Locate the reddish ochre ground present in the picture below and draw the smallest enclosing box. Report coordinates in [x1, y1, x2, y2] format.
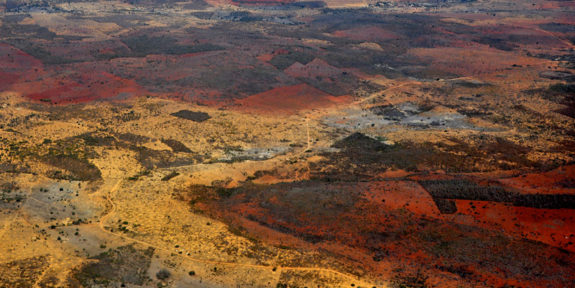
[234, 84, 352, 114]
[231, 0, 295, 5]
[1, 2, 574, 286]
[0, 44, 42, 90]
[0, 44, 43, 70]
[452, 200, 575, 252]
[498, 165, 575, 195]
[284, 58, 348, 79]
[17, 71, 143, 104]
[0, 71, 19, 90]
[194, 171, 575, 287]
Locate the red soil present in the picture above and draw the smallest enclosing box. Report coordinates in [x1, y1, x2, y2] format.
[284, 58, 346, 79]
[256, 53, 274, 62]
[0, 72, 19, 90]
[232, 0, 294, 5]
[497, 165, 575, 195]
[235, 84, 352, 114]
[197, 175, 575, 287]
[257, 49, 291, 63]
[0, 44, 43, 90]
[451, 200, 575, 252]
[538, 1, 575, 9]
[371, 176, 575, 252]
[19, 71, 142, 104]
[408, 46, 546, 77]
[0, 43, 147, 104]
[0, 44, 43, 71]
[363, 181, 441, 218]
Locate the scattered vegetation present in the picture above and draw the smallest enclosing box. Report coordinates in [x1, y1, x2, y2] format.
[116, 133, 151, 145]
[269, 50, 315, 70]
[161, 171, 180, 181]
[0, 256, 49, 288]
[420, 179, 575, 209]
[391, 270, 429, 288]
[156, 269, 171, 280]
[312, 132, 544, 183]
[161, 139, 192, 153]
[170, 110, 211, 122]
[127, 170, 151, 181]
[419, 179, 511, 202]
[121, 35, 223, 57]
[71, 245, 155, 287]
[115, 110, 141, 122]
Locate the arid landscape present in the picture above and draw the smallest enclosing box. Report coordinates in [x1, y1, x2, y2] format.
[1, 0, 575, 287]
